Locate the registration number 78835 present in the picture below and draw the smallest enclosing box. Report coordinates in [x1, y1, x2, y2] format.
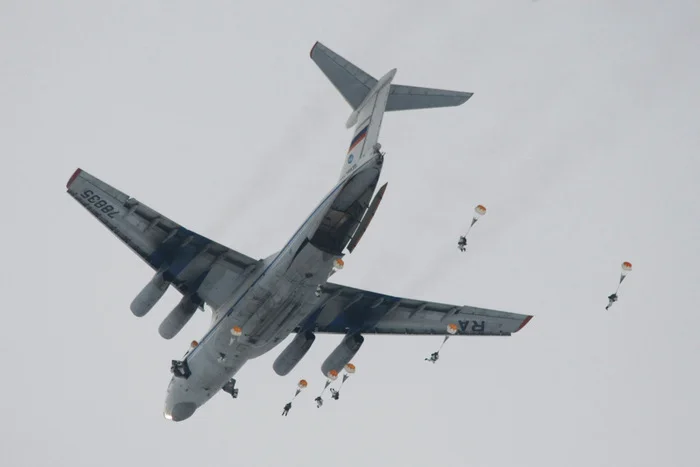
[79, 189, 121, 218]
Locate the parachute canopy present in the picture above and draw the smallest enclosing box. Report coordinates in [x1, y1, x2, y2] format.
[191, 340, 199, 348]
[447, 323, 458, 335]
[344, 363, 356, 374]
[327, 369, 339, 381]
[334, 258, 345, 270]
[230, 326, 242, 337]
[616, 261, 633, 288]
[468, 204, 488, 229]
[297, 379, 308, 389]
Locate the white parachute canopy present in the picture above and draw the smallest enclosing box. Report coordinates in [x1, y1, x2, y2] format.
[468, 204, 487, 231]
[328, 257, 345, 278]
[616, 261, 633, 292]
[426, 324, 461, 362]
[620, 261, 632, 276]
[440, 324, 459, 349]
[323, 369, 339, 390]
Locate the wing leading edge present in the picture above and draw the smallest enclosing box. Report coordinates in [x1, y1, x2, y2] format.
[65, 168, 260, 311]
[297, 281, 532, 337]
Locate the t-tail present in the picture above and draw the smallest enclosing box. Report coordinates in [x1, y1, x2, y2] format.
[310, 41, 473, 180]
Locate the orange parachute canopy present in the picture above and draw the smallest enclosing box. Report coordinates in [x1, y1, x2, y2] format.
[447, 323, 458, 335]
[191, 340, 199, 348]
[344, 363, 356, 374]
[297, 379, 308, 389]
[334, 258, 345, 270]
[327, 369, 339, 381]
[230, 326, 242, 337]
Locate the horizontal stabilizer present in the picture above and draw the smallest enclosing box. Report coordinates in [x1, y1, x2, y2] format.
[386, 84, 473, 111]
[310, 41, 472, 115]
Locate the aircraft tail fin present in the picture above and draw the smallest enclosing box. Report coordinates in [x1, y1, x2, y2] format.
[309, 41, 473, 114]
[310, 42, 378, 111]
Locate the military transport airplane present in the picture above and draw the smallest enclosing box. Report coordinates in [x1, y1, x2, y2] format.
[66, 42, 533, 422]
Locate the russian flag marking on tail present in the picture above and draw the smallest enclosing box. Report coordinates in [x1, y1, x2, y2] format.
[348, 124, 369, 154]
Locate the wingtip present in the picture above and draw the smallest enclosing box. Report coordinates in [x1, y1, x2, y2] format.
[515, 315, 533, 333]
[67, 168, 82, 189]
[459, 92, 475, 105]
[310, 41, 320, 59]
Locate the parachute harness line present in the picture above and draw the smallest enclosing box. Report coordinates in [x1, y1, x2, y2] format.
[426, 324, 458, 362]
[466, 204, 487, 235]
[616, 261, 633, 293]
[229, 326, 242, 345]
[315, 369, 339, 406]
[334, 363, 356, 396]
[328, 258, 345, 279]
[282, 379, 308, 416]
[460, 205, 487, 251]
[293, 379, 307, 399]
[438, 335, 450, 351]
[606, 261, 632, 310]
[439, 325, 458, 351]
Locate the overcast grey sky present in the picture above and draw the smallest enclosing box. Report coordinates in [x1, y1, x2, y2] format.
[2, 1, 699, 466]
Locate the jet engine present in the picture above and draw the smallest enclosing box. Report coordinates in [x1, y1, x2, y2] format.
[273, 331, 316, 376]
[321, 333, 364, 376]
[158, 295, 199, 340]
[130, 272, 170, 317]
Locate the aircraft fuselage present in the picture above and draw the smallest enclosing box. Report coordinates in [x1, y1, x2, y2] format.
[164, 151, 384, 421]
[163, 61, 397, 422]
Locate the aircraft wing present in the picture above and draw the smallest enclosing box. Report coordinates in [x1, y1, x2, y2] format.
[65, 169, 260, 311]
[298, 281, 532, 336]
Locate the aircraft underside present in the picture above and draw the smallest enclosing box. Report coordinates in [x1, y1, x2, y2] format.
[164, 155, 384, 421]
[65, 41, 532, 424]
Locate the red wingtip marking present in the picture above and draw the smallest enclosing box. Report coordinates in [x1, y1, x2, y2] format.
[67, 168, 82, 189]
[310, 41, 319, 59]
[515, 315, 533, 332]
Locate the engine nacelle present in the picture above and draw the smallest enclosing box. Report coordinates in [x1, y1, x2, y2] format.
[321, 333, 364, 376]
[158, 295, 199, 340]
[273, 331, 316, 376]
[130, 272, 170, 317]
